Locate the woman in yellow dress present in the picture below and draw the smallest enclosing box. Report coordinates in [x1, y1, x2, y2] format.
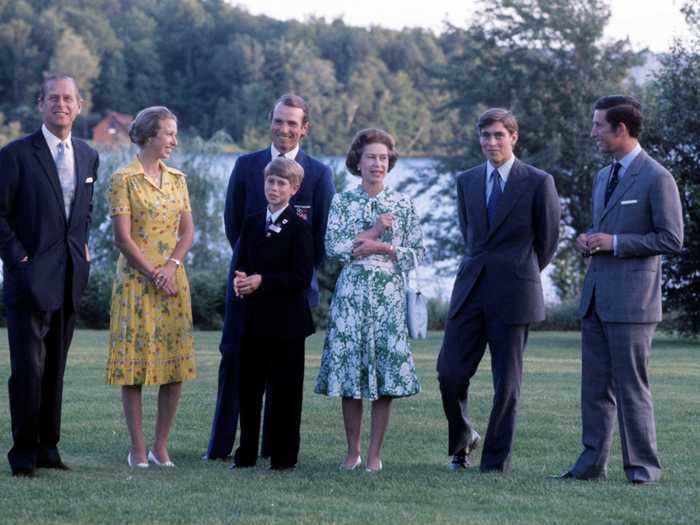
[106, 106, 195, 468]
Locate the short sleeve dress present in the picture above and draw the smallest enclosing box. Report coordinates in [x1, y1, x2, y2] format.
[315, 186, 425, 400]
[106, 158, 196, 385]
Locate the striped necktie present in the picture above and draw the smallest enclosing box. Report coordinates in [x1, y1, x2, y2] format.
[55, 142, 76, 218]
[604, 162, 622, 206]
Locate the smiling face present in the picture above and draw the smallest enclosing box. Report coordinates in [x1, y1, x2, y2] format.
[479, 121, 517, 167]
[143, 118, 178, 160]
[358, 142, 390, 188]
[270, 103, 308, 154]
[38, 78, 82, 140]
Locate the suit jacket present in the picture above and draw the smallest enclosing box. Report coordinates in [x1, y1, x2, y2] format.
[236, 206, 315, 340]
[448, 159, 560, 324]
[0, 130, 99, 311]
[579, 149, 684, 322]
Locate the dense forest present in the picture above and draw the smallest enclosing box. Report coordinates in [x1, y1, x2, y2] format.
[0, 0, 463, 155]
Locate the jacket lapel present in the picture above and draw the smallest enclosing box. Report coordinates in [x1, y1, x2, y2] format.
[31, 130, 66, 225]
[487, 159, 528, 239]
[68, 139, 85, 226]
[469, 164, 489, 238]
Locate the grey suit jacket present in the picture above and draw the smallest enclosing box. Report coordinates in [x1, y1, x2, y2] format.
[579, 149, 684, 322]
[447, 159, 560, 324]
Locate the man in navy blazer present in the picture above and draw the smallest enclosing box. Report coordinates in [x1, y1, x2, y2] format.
[437, 108, 560, 472]
[205, 94, 334, 460]
[0, 76, 99, 477]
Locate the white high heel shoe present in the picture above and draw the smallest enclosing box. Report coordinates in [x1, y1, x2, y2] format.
[338, 456, 362, 471]
[128, 451, 149, 468]
[148, 450, 175, 467]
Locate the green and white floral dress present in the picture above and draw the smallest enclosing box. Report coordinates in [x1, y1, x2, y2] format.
[315, 185, 424, 400]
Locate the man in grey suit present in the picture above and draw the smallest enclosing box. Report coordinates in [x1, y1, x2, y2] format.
[556, 95, 684, 484]
[437, 108, 560, 472]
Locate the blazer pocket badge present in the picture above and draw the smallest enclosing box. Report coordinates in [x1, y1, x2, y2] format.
[294, 205, 311, 221]
[85, 177, 94, 183]
[620, 199, 638, 205]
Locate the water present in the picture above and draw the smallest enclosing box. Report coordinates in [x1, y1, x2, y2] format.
[208, 154, 557, 303]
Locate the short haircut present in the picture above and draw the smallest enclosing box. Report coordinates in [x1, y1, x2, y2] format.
[593, 95, 643, 138]
[476, 108, 518, 135]
[128, 106, 177, 147]
[38, 75, 81, 102]
[269, 94, 310, 125]
[264, 157, 305, 189]
[345, 128, 399, 176]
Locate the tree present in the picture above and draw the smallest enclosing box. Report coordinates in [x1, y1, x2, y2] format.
[407, 0, 642, 300]
[643, 1, 700, 336]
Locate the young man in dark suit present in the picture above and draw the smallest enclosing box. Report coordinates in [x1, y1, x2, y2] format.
[206, 94, 334, 461]
[231, 157, 314, 470]
[437, 108, 560, 472]
[0, 76, 99, 477]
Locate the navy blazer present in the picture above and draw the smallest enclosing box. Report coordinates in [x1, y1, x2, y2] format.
[236, 206, 315, 340]
[0, 130, 99, 311]
[224, 148, 334, 306]
[447, 159, 560, 324]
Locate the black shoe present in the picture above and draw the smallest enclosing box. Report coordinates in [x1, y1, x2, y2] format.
[548, 470, 607, 481]
[449, 451, 471, 471]
[270, 464, 296, 471]
[37, 459, 70, 470]
[12, 467, 35, 478]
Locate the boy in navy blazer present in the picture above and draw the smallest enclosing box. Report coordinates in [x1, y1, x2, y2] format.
[231, 157, 314, 470]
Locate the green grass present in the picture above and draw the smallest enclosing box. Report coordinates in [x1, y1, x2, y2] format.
[1, 329, 698, 524]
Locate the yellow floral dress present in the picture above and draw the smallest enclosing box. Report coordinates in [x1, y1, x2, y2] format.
[106, 158, 196, 385]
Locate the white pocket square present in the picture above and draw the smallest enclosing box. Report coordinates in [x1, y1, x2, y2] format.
[85, 177, 94, 183]
[620, 199, 637, 205]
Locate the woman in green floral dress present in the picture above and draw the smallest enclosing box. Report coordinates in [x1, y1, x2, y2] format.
[315, 128, 424, 472]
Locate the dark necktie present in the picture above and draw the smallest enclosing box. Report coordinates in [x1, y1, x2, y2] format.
[604, 162, 622, 206]
[487, 169, 503, 226]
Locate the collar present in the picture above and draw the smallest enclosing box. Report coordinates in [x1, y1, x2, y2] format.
[42, 124, 72, 151]
[486, 156, 516, 183]
[266, 204, 289, 224]
[615, 143, 642, 175]
[270, 144, 300, 160]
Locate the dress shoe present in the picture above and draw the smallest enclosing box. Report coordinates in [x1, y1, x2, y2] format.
[365, 460, 383, 473]
[12, 467, 35, 478]
[339, 456, 362, 471]
[448, 451, 471, 471]
[127, 451, 149, 468]
[37, 459, 70, 470]
[148, 450, 175, 467]
[270, 464, 296, 471]
[548, 470, 607, 481]
[547, 470, 575, 480]
[201, 453, 232, 461]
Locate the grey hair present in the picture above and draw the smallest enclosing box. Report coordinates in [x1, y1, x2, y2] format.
[38, 75, 81, 102]
[128, 106, 177, 147]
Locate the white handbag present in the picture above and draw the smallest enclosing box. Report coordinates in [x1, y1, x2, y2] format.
[404, 252, 428, 339]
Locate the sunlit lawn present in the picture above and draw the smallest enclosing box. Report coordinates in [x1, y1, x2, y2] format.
[1, 329, 698, 524]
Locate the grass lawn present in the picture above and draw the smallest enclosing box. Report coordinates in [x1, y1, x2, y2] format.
[0, 329, 698, 524]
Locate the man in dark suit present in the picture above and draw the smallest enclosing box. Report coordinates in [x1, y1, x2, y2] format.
[0, 75, 99, 477]
[205, 94, 334, 460]
[555, 96, 683, 484]
[232, 157, 314, 470]
[437, 108, 560, 472]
